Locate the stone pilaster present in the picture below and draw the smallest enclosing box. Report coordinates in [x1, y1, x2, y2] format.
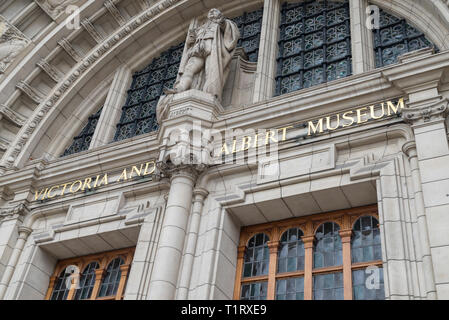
[349, 0, 375, 73]
[252, 0, 281, 103]
[90, 65, 132, 147]
[148, 164, 204, 300]
[401, 91, 449, 299]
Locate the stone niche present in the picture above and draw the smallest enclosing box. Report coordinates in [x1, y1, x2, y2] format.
[221, 47, 257, 110]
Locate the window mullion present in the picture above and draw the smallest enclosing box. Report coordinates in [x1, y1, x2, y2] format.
[340, 229, 353, 300]
[267, 240, 279, 300]
[90, 268, 105, 300]
[302, 235, 314, 300]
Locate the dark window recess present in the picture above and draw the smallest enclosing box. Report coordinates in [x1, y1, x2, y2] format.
[61, 107, 103, 157]
[231, 8, 264, 62]
[372, 9, 437, 67]
[276, 0, 352, 96]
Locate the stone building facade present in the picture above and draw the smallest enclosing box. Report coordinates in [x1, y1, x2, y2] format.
[0, 0, 448, 300]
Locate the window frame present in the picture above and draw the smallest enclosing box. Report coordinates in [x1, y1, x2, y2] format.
[234, 205, 382, 300]
[45, 247, 135, 301]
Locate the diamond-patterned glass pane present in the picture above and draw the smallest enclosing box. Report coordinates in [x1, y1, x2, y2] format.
[232, 9, 263, 62]
[372, 9, 437, 67]
[114, 43, 184, 141]
[61, 107, 103, 157]
[276, 0, 352, 96]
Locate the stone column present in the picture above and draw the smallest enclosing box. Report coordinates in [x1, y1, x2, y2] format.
[402, 141, 437, 299]
[90, 65, 132, 147]
[349, 0, 375, 74]
[0, 226, 32, 299]
[403, 96, 449, 299]
[176, 187, 208, 300]
[148, 167, 198, 300]
[252, 0, 281, 103]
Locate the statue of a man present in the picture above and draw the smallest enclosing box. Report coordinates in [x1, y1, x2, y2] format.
[164, 8, 240, 101]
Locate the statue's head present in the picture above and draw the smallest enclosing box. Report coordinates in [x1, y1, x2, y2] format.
[207, 8, 224, 24]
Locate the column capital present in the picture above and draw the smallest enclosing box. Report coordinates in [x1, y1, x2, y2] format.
[402, 96, 448, 126]
[156, 159, 207, 184]
[193, 187, 209, 200]
[237, 245, 246, 259]
[402, 140, 417, 159]
[339, 229, 353, 243]
[302, 235, 315, 249]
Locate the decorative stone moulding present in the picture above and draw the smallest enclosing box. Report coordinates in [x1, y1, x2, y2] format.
[35, 0, 81, 20]
[0, 15, 30, 75]
[0, 0, 182, 174]
[402, 96, 449, 125]
[0, 203, 29, 222]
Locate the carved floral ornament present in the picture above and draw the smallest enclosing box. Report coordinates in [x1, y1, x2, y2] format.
[0, 203, 29, 222]
[36, 0, 80, 19]
[402, 97, 449, 124]
[0, 0, 182, 174]
[0, 16, 30, 75]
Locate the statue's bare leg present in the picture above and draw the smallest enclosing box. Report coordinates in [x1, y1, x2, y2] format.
[172, 56, 205, 93]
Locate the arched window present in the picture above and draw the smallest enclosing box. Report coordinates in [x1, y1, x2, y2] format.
[231, 9, 264, 62]
[373, 9, 436, 67]
[74, 261, 99, 300]
[61, 107, 103, 157]
[351, 215, 381, 263]
[46, 248, 134, 300]
[235, 206, 384, 300]
[98, 257, 125, 298]
[113, 43, 184, 142]
[313, 222, 343, 300]
[240, 233, 269, 300]
[50, 267, 73, 300]
[278, 227, 305, 273]
[313, 222, 342, 268]
[276, 0, 352, 96]
[351, 216, 384, 300]
[276, 228, 305, 300]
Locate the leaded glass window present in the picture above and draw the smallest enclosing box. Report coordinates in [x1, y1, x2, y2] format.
[372, 9, 436, 67]
[61, 107, 102, 157]
[98, 257, 124, 298]
[352, 267, 385, 300]
[313, 272, 344, 300]
[240, 282, 268, 300]
[314, 222, 342, 268]
[236, 207, 384, 300]
[277, 228, 305, 273]
[113, 43, 184, 141]
[351, 216, 382, 263]
[74, 262, 99, 300]
[50, 268, 72, 300]
[276, 0, 352, 95]
[276, 277, 304, 300]
[243, 233, 270, 278]
[232, 8, 263, 62]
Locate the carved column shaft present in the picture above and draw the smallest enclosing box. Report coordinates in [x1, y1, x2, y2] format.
[148, 168, 198, 300]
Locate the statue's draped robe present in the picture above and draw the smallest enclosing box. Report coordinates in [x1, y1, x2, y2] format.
[156, 18, 239, 123]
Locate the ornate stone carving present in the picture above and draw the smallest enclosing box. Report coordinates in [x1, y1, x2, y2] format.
[58, 37, 82, 62]
[0, 0, 183, 174]
[0, 16, 30, 74]
[0, 104, 26, 127]
[37, 0, 79, 19]
[157, 8, 240, 122]
[16, 81, 45, 104]
[37, 58, 63, 82]
[81, 18, 104, 43]
[402, 96, 448, 125]
[104, 0, 126, 26]
[0, 203, 29, 222]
